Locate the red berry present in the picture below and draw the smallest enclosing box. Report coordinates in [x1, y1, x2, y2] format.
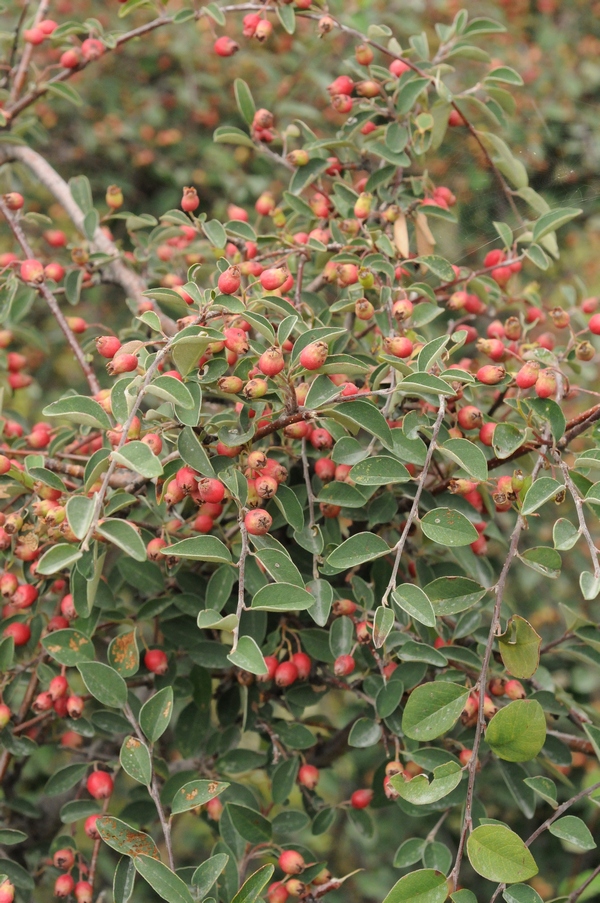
[0, 704, 11, 729]
[3, 193, 24, 211]
[86, 770, 114, 800]
[12, 583, 38, 610]
[0, 881, 14, 903]
[299, 341, 328, 370]
[505, 679, 526, 699]
[274, 661, 298, 687]
[20, 259, 44, 283]
[457, 405, 482, 430]
[193, 514, 214, 534]
[107, 353, 138, 375]
[81, 38, 104, 60]
[214, 36, 239, 56]
[53, 848, 75, 870]
[144, 649, 168, 674]
[267, 882, 289, 903]
[309, 428, 333, 450]
[54, 875, 75, 898]
[3, 622, 31, 646]
[314, 458, 336, 482]
[476, 365, 505, 385]
[334, 654, 355, 677]
[84, 815, 101, 839]
[24, 27, 45, 44]
[244, 509, 272, 536]
[258, 655, 279, 682]
[260, 267, 288, 291]
[196, 478, 225, 504]
[49, 675, 69, 700]
[74, 882, 93, 903]
[350, 788, 373, 809]
[291, 652, 311, 680]
[298, 764, 319, 789]
[66, 696, 84, 719]
[218, 266, 241, 294]
[258, 347, 285, 377]
[60, 48, 81, 68]
[589, 313, 600, 335]
[278, 850, 305, 875]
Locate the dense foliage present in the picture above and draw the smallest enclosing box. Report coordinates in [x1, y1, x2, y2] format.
[1, 3, 600, 903]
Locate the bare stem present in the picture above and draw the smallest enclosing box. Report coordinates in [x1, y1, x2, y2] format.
[450, 396, 561, 889]
[231, 513, 249, 653]
[381, 395, 446, 606]
[124, 704, 174, 869]
[301, 437, 319, 581]
[554, 450, 600, 577]
[9, 0, 49, 103]
[0, 197, 100, 394]
[567, 862, 600, 903]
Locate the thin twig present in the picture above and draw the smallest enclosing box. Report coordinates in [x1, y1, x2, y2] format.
[9, 0, 49, 103]
[567, 862, 600, 903]
[381, 395, 446, 606]
[0, 197, 100, 394]
[489, 778, 600, 903]
[554, 451, 600, 577]
[231, 513, 249, 653]
[301, 437, 319, 581]
[124, 704, 174, 869]
[450, 383, 563, 889]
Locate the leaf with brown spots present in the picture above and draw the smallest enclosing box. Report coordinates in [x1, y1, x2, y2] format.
[109, 629, 140, 677]
[96, 816, 160, 859]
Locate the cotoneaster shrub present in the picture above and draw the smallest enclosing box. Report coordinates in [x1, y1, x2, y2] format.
[0, 3, 600, 903]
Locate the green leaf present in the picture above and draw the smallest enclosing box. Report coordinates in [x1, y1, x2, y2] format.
[416, 255, 455, 281]
[349, 456, 411, 485]
[213, 126, 255, 149]
[276, 3, 295, 34]
[83, 208, 99, 241]
[402, 682, 470, 740]
[348, 718, 383, 748]
[426, 576, 486, 616]
[391, 761, 463, 805]
[316, 481, 368, 508]
[177, 427, 215, 477]
[254, 548, 303, 587]
[485, 699, 546, 762]
[326, 533, 389, 568]
[463, 17, 506, 36]
[226, 804, 271, 843]
[233, 78, 256, 124]
[271, 484, 305, 532]
[420, 508, 479, 546]
[528, 398, 566, 441]
[548, 816, 596, 851]
[498, 616, 542, 678]
[382, 869, 448, 903]
[191, 855, 229, 896]
[139, 686, 174, 742]
[467, 825, 537, 883]
[36, 543, 83, 576]
[289, 158, 329, 196]
[326, 399, 394, 450]
[114, 857, 136, 903]
[553, 518, 580, 551]
[45, 763, 88, 796]
[162, 536, 232, 563]
[171, 780, 229, 815]
[0, 829, 27, 845]
[493, 423, 526, 459]
[251, 583, 315, 612]
[373, 605, 395, 648]
[47, 81, 83, 106]
[96, 816, 159, 859]
[134, 855, 195, 903]
[43, 395, 112, 430]
[439, 438, 488, 481]
[203, 219, 227, 249]
[66, 496, 95, 540]
[583, 723, 600, 763]
[520, 546, 561, 579]
[120, 736, 152, 785]
[111, 441, 163, 479]
[521, 478, 563, 515]
[42, 629, 94, 665]
[97, 519, 146, 562]
[392, 585, 436, 627]
[77, 661, 128, 708]
[485, 66, 523, 86]
[395, 77, 430, 115]
[232, 865, 275, 903]
[145, 375, 195, 410]
[479, 132, 528, 189]
[69, 175, 93, 214]
[503, 886, 543, 903]
[532, 207, 582, 243]
[227, 636, 268, 675]
[523, 776, 557, 808]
